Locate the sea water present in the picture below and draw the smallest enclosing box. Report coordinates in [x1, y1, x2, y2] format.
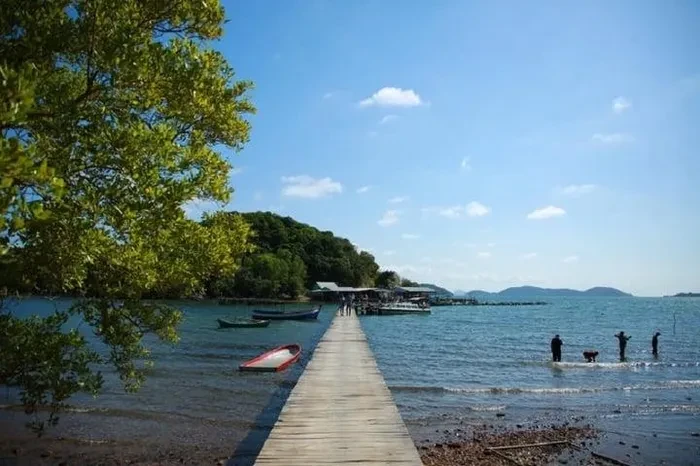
[0, 297, 332, 457]
[361, 296, 700, 463]
[2, 296, 699, 463]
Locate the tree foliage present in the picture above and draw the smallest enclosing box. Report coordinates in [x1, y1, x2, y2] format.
[213, 212, 381, 298]
[376, 270, 401, 289]
[0, 0, 253, 433]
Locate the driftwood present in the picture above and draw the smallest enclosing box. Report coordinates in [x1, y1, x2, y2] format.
[486, 448, 524, 465]
[568, 441, 583, 451]
[488, 440, 570, 450]
[591, 451, 632, 466]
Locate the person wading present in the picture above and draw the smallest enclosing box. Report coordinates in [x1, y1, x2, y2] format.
[652, 332, 661, 358]
[615, 331, 631, 362]
[551, 334, 563, 362]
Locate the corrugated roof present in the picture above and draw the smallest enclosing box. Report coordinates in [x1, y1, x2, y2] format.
[315, 281, 339, 291]
[395, 286, 436, 293]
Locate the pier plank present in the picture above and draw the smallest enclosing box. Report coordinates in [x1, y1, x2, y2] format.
[254, 312, 423, 465]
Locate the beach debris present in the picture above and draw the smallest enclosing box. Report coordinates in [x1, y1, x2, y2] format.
[486, 448, 524, 465]
[591, 452, 631, 466]
[691, 432, 699, 437]
[420, 425, 596, 466]
[488, 440, 571, 450]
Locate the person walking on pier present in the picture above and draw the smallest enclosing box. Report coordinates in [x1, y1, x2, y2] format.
[652, 332, 661, 358]
[615, 331, 631, 362]
[550, 334, 563, 362]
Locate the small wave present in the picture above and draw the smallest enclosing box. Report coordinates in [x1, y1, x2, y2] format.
[550, 361, 700, 369]
[470, 404, 507, 412]
[391, 380, 700, 396]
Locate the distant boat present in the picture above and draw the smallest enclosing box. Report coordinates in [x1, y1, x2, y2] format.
[217, 318, 270, 328]
[252, 307, 321, 320]
[377, 302, 431, 315]
[239, 344, 302, 372]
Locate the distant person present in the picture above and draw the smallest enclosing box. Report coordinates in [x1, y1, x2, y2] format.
[615, 331, 631, 361]
[582, 350, 599, 363]
[551, 334, 563, 362]
[652, 332, 661, 358]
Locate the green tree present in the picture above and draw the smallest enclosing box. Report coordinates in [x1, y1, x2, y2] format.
[376, 270, 401, 289]
[0, 0, 254, 433]
[400, 278, 419, 287]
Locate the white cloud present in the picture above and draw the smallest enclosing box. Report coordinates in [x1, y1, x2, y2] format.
[592, 133, 635, 144]
[562, 255, 579, 263]
[466, 201, 491, 217]
[438, 206, 463, 219]
[487, 242, 496, 248]
[323, 92, 335, 99]
[281, 175, 343, 199]
[379, 114, 398, 125]
[401, 233, 420, 240]
[388, 196, 408, 204]
[359, 87, 424, 108]
[612, 96, 631, 113]
[520, 252, 537, 260]
[424, 201, 491, 219]
[527, 205, 566, 220]
[356, 185, 371, 194]
[181, 198, 222, 220]
[384, 264, 433, 276]
[383, 250, 396, 256]
[377, 210, 400, 227]
[461, 156, 471, 171]
[560, 184, 598, 196]
[477, 251, 491, 259]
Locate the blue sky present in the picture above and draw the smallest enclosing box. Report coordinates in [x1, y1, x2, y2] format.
[184, 0, 700, 296]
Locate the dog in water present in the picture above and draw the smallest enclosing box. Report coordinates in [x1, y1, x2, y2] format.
[582, 351, 599, 362]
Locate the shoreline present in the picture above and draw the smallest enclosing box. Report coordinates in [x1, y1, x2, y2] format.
[3, 416, 697, 466]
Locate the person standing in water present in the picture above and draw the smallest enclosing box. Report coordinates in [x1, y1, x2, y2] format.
[551, 334, 563, 362]
[652, 332, 661, 358]
[615, 331, 631, 361]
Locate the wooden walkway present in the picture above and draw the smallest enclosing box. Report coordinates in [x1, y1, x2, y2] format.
[254, 311, 423, 465]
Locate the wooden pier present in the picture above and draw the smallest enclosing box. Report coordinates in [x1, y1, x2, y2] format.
[254, 311, 423, 465]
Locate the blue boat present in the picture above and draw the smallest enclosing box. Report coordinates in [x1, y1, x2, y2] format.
[252, 307, 321, 321]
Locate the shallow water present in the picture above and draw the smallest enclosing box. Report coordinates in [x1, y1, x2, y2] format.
[2, 296, 699, 463]
[0, 297, 332, 452]
[361, 296, 700, 463]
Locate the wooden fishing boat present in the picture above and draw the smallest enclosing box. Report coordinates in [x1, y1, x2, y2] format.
[239, 344, 302, 372]
[217, 318, 270, 328]
[251, 307, 321, 321]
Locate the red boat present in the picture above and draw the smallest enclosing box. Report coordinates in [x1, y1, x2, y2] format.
[239, 344, 302, 372]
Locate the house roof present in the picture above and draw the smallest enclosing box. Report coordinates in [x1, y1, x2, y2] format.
[311, 283, 380, 293]
[395, 286, 437, 293]
[315, 281, 339, 291]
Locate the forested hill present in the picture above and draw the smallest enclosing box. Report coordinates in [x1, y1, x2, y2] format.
[210, 212, 379, 298]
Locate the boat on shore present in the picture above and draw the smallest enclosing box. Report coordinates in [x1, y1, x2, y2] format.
[239, 344, 302, 372]
[377, 301, 431, 315]
[251, 307, 321, 320]
[217, 318, 270, 328]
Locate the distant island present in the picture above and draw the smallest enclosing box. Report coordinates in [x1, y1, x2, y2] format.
[454, 286, 632, 298]
[667, 292, 700, 298]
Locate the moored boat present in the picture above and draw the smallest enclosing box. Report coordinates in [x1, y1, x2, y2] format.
[377, 301, 431, 315]
[239, 344, 302, 372]
[251, 307, 321, 320]
[217, 318, 270, 328]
